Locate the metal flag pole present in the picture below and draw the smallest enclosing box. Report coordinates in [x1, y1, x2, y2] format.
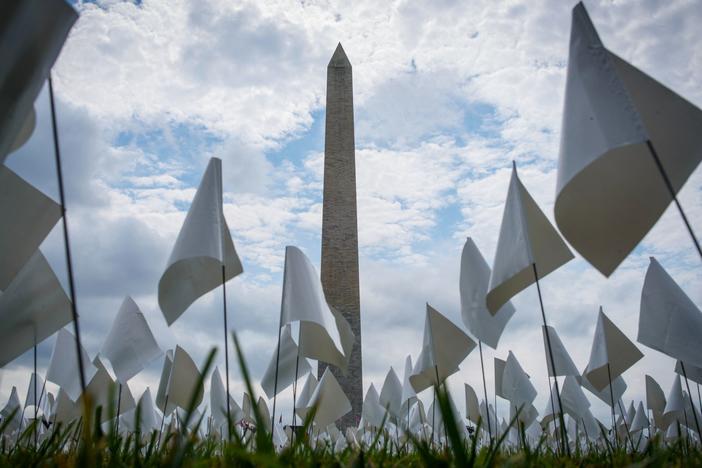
[533, 263, 570, 456]
[646, 141, 702, 261]
[48, 75, 87, 397]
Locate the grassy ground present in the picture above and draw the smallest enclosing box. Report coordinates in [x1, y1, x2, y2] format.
[2, 340, 700, 467]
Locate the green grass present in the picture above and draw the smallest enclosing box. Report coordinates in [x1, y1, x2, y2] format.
[1, 339, 700, 467]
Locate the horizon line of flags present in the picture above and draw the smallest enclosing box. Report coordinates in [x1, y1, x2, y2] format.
[1, 0, 701, 453]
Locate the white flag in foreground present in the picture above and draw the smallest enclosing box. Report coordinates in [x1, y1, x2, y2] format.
[281, 246, 353, 370]
[460, 237, 515, 348]
[410, 304, 476, 393]
[305, 367, 351, 428]
[638, 257, 702, 369]
[46, 328, 97, 401]
[0, 167, 61, 290]
[155, 346, 203, 415]
[158, 157, 243, 325]
[487, 163, 573, 314]
[260, 324, 311, 399]
[583, 308, 642, 392]
[0, 0, 77, 161]
[101, 296, 162, 383]
[555, 2, 702, 277]
[0, 250, 72, 367]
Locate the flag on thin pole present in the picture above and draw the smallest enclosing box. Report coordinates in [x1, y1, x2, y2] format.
[555, 2, 702, 276]
[0, 0, 77, 161]
[158, 157, 243, 325]
[638, 257, 702, 368]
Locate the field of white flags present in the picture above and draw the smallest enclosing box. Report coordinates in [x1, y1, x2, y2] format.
[2, 0, 702, 466]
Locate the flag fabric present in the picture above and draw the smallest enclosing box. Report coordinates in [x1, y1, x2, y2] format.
[101, 296, 162, 383]
[378, 367, 402, 420]
[260, 324, 311, 399]
[155, 346, 203, 414]
[280, 246, 353, 370]
[361, 384, 384, 428]
[580, 373, 627, 407]
[486, 163, 573, 314]
[464, 383, 481, 425]
[501, 351, 537, 408]
[295, 373, 318, 422]
[0, 0, 78, 161]
[555, 2, 702, 277]
[638, 257, 702, 368]
[0, 250, 72, 367]
[46, 328, 97, 401]
[210, 367, 242, 431]
[460, 237, 515, 348]
[304, 367, 351, 428]
[542, 325, 579, 377]
[158, 157, 243, 325]
[0, 167, 61, 290]
[583, 307, 643, 391]
[410, 304, 476, 393]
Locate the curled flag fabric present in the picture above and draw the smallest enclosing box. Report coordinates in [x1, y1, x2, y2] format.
[158, 157, 243, 325]
[556, 2, 702, 276]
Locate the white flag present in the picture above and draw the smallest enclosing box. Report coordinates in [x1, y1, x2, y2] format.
[583, 307, 642, 392]
[260, 324, 311, 399]
[295, 372, 318, 423]
[210, 367, 242, 430]
[0, 250, 73, 367]
[630, 401, 649, 433]
[281, 246, 353, 370]
[555, 2, 702, 277]
[0, 386, 23, 432]
[460, 237, 515, 348]
[46, 328, 97, 401]
[579, 373, 627, 408]
[638, 257, 702, 369]
[0, 167, 61, 289]
[305, 367, 352, 428]
[675, 361, 702, 385]
[361, 384, 384, 428]
[400, 355, 416, 410]
[79, 357, 136, 422]
[158, 157, 243, 325]
[560, 375, 591, 420]
[155, 346, 203, 414]
[486, 163, 573, 314]
[501, 351, 537, 408]
[0, 0, 77, 161]
[464, 383, 481, 426]
[378, 367, 402, 420]
[121, 387, 159, 433]
[410, 304, 476, 393]
[542, 325, 579, 377]
[101, 296, 162, 383]
[645, 376, 666, 411]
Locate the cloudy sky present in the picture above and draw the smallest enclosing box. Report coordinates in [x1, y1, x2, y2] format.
[4, 0, 702, 426]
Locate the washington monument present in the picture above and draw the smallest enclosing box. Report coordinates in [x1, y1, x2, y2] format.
[319, 43, 362, 427]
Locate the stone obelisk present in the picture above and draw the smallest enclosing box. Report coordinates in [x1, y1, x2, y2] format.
[319, 43, 362, 428]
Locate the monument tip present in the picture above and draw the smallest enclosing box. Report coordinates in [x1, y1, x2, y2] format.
[329, 42, 351, 69]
